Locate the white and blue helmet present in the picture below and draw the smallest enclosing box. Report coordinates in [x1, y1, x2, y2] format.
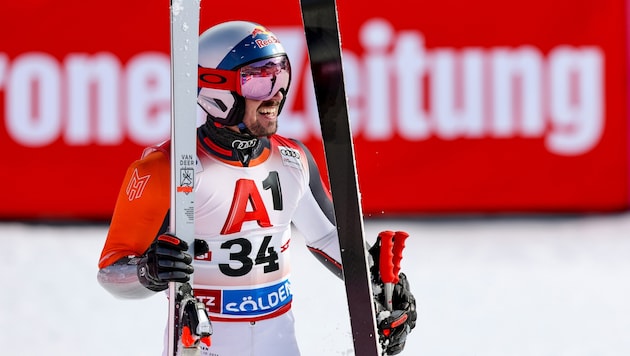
[197, 21, 291, 126]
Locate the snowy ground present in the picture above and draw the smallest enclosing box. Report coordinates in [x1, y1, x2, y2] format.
[2, 213, 630, 355]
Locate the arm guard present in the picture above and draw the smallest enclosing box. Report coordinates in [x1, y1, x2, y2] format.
[97, 257, 157, 299]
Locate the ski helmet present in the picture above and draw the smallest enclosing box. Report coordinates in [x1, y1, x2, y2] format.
[197, 21, 291, 126]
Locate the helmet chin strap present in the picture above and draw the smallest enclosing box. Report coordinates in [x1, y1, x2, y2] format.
[237, 122, 255, 136]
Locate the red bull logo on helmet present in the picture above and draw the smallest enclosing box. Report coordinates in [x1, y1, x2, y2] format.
[250, 26, 270, 37]
[251, 26, 280, 49]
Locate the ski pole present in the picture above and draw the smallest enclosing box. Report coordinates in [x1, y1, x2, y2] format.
[392, 231, 409, 284]
[379, 230, 409, 311]
[378, 231, 396, 311]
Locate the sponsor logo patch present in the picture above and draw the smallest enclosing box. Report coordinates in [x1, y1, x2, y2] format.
[223, 280, 292, 317]
[195, 289, 222, 314]
[278, 146, 302, 169]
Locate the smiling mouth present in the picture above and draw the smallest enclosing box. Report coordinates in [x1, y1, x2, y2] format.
[258, 106, 278, 117]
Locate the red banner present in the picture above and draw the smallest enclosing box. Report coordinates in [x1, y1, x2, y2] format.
[1, 0, 627, 219]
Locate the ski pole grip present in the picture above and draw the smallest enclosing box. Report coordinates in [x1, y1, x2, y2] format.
[378, 230, 395, 283]
[392, 231, 409, 284]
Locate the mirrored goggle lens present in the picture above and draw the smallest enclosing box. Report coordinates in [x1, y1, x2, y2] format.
[198, 55, 291, 101]
[239, 56, 291, 100]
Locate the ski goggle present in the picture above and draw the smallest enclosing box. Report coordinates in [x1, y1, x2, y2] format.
[198, 55, 291, 101]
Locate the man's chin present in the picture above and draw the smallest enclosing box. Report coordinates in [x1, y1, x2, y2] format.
[250, 124, 277, 137]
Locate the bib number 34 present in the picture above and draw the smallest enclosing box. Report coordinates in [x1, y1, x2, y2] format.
[219, 235, 280, 277]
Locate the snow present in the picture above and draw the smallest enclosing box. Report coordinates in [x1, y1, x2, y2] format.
[2, 213, 630, 355]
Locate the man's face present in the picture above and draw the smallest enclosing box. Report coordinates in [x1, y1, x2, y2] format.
[241, 90, 284, 137]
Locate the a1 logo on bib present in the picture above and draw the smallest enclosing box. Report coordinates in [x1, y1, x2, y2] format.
[278, 146, 302, 169]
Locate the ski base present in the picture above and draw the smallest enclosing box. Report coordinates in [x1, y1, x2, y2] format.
[299, 0, 382, 355]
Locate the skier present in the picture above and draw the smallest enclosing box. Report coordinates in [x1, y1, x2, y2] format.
[97, 20, 416, 356]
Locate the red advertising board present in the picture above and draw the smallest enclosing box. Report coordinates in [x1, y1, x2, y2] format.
[1, 0, 628, 219]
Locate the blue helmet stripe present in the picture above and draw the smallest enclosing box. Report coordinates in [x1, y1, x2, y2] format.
[217, 33, 285, 70]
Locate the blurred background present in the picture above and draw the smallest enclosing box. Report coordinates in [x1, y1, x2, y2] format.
[1, 0, 629, 354]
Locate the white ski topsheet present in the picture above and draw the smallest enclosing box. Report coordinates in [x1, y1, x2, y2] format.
[3, 214, 630, 355]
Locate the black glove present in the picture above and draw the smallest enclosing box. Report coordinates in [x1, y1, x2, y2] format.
[137, 233, 194, 292]
[369, 233, 418, 355]
[376, 273, 417, 355]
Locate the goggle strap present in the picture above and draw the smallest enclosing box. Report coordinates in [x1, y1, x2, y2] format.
[198, 67, 240, 94]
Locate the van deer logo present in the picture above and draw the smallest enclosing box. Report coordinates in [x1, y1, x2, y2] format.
[177, 168, 194, 194]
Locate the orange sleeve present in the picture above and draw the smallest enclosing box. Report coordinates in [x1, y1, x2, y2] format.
[98, 151, 170, 268]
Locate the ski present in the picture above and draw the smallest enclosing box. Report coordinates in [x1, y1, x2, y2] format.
[168, 1, 210, 355]
[299, 1, 381, 355]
